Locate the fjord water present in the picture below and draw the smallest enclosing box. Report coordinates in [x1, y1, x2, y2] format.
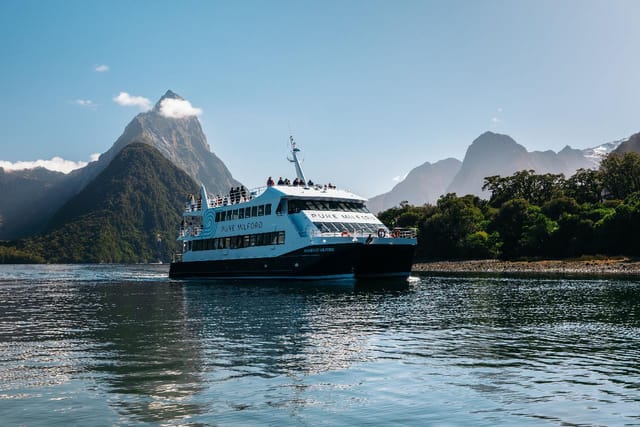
[1, 266, 640, 425]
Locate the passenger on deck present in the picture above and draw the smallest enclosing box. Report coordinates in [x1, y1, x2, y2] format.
[293, 177, 299, 186]
[267, 176, 275, 186]
[277, 177, 284, 185]
[307, 179, 314, 187]
[285, 178, 291, 186]
[240, 186, 247, 201]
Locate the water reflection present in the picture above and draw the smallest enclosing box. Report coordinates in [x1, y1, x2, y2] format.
[83, 282, 207, 423]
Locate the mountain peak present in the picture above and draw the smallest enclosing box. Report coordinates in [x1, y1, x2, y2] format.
[154, 90, 185, 110]
[472, 131, 517, 146]
[161, 89, 183, 101]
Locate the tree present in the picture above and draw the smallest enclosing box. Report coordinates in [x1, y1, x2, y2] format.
[419, 194, 487, 259]
[563, 168, 603, 204]
[490, 199, 556, 258]
[600, 152, 640, 200]
[483, 170, 565, 207]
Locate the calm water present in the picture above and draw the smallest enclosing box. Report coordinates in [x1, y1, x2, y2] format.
[1, 265, 640, 425]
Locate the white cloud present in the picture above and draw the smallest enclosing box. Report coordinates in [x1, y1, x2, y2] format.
[0, 152, 102, 174]
[2, 157, 81, 174]
[113, 92, 151, 110]
[73, 99, 96, 108]
[392, 172, 409, 183]
[95, 64, 109, 72]
[491, 117, 501, 123]
[159, 98, 202, 118]
[497, 107, 503, 113]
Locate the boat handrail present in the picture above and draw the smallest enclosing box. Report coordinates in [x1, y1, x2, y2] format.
[179, 226, 202, 237]
[184, 182, 346, 213]
[391, 227, 418, 238]
[310, 227, 417, 239]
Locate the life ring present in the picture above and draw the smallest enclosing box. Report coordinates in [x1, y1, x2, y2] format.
[341, 231, 351, 237]
[377, 228, 386, 238]
[390, 230, 400, 238]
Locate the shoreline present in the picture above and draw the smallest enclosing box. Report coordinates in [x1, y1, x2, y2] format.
[412, 258, 640, 276]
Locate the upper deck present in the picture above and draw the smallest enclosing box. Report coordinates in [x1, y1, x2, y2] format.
[184, 183, 366, 214]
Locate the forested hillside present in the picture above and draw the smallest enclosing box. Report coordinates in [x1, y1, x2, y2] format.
[15, 143, 198, 263]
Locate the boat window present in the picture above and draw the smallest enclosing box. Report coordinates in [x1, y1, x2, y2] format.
[311, 222, 381, 234]
[215, 212, 221, 222]
[189, 230, 287, 251]
[265, 204, 271, 215]
[251, 206, 258, 217]
[239, 209, 245, 219]
[276, 200, 286, 215]
[257, 205, 264, 216]
[285, 199, 370, 213]
[288, 200, 301, 214]
[245, 207, 251, 218]
[232, 209, 239, 220]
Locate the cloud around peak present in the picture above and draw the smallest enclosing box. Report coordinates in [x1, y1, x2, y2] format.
[158, 97, 202, 118]
[113, 92, 151, 110]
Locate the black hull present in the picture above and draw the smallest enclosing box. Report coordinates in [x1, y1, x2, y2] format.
[355, 243, 416, 278]
[169, 243, 415, 281]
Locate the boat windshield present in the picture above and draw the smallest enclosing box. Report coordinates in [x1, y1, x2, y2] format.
[288, 199, 369, 214]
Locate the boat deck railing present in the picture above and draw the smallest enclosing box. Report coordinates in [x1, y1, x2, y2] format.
[183, 183, 344, 213]
[310, 227, 417, 239]
[179, 226, 203, 237]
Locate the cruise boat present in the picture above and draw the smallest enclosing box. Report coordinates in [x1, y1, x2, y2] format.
[169, 138, 417, 281]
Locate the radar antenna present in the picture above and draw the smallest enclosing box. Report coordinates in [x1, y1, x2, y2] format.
[287, 135, 307, 183]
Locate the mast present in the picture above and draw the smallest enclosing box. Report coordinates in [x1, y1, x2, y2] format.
[287, 135, 307, 183]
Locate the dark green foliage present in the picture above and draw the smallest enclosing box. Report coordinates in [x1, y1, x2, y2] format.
[600, 152, 640, 200]
[13, 143, 198, 263]
[420, 194, 488, 259]
[0, 244, 45, 263]
[563, 168, 603, 204]
[380, 151, 640, 260]
[483, 170, 565, 207]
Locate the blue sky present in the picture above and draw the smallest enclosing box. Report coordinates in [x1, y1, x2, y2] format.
[1, 0, 639, 197]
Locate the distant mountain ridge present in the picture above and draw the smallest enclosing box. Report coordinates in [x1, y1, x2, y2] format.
[368, 131, 627, 213]
[367, 158, 461, 214]
[446, 131, 600, 198]
[0, 168, 67, 239]
[613, 132, 640, 155]
[0, 90, 239, 240]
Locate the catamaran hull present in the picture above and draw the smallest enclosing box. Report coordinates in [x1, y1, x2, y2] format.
[169, 243, 415, 280]
[355, 244, 416, 278]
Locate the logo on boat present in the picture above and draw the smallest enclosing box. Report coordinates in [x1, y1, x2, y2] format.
[308, 212, 375, 221]
[220, 221, 263, 233]
[304, 247, 335, 254]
